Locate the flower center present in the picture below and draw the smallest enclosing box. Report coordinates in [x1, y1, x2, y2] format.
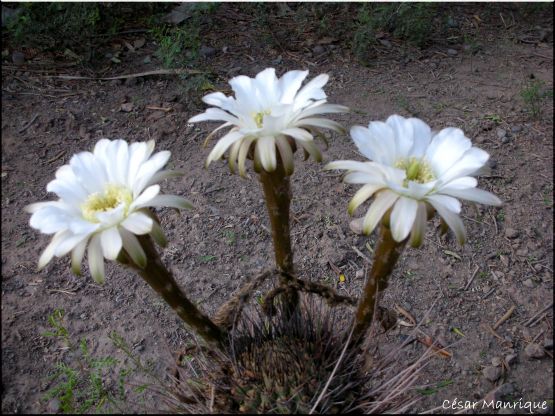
[394, 157, 435, 185]
[253, 110, 271, 128]
[81, 184, 132, 223]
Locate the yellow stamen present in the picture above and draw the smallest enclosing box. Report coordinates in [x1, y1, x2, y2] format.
[81, 184, 132, 223]
[253, 110, 271, 128]
[394, 157, 435, 186]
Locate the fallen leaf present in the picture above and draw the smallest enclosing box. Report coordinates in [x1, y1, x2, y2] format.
[339, 274, 346, 283]
[417, 336, 452, 358]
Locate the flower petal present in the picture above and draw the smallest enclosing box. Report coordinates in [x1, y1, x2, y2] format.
[438, 147, 490, 183]
[439, 187, 502, 206]
[100, 227, 123, 260]
[206, 130, 244, 167]
[257, 136, 277, 172]
[120, 227, 147, 269]
[348, 183, 385, 215]
[71, 239, 88, 275]
[188, 107, 240, 124]
[409, 202, 428, 248]
[130, 185, 160, 210]
[121, 212, 153, 235]
[386, 114, 414, 158]
[88, 234, 105, 284]
[294, 74, 329, 109]
[362, 190, 399, 235]
[238, 136, 256, 177]
[426, 194, 461, 214]
[140, 194, 193, 210]
[278, 70, 309, 103]
[37, 230, 69, 270]
[296, 117, 345, 133]
[390, 196, 418, 242]
[407, 117, 432, 157]
[426, 127, 472, 177]
[281, 127, 313, 142]
[275, 135, 295, 176]
[427, 197, 467, 245]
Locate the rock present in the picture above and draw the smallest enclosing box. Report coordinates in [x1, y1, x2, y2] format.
[505, 353, 517, 366]
[504, 228, 519, 239]
[378, 39, 392, 48]
[525, 343, 545, 359]
[447, 48, 458, 56]
[487, 159, 497, 169]
[133, 38, 146, 49]
[543, 338, 553, 350]
[312, 45, 325, 54]
[511, 125, 523, 133]
[482, 365, 502, 382]
[143, 55, 152, 64]
[516, 248, 528, 257]
[496, 128, 507, 139]
[11, 50, 25, 65]
[484, 383, 514, 402]
[355, 269, 364, 280]
[47, 398, 61, 413]
[200, 45, 216, 58]
[222, 45, 229, 53]
[120, 102, 134, 112]
[522, 278, 535, 288]
[491, 356, 502, 366]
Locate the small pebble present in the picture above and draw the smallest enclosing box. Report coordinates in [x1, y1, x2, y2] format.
[516, 248, 528, 257]
[522, 278, 535, 288]
[143, 55, 152, 64]
[504, 228, 519, 239]
[447, 48, 458, 56]
[543, 338, 553, 350]
[511, 125, 523, 133]
[482, 365, 502, 382]
[524, 343, 545, 359]
[505, 353, 518, 366]
[496, 128, 507, 139]
[312, 45, 325, 54]
[379, 39, 392, 48]
[47, 398, 60, 413]
[355, 269, 364, 280]
[491, 356, 502, 366]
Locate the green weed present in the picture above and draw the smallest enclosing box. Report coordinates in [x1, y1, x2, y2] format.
[223, 230, 237, 245]
[520, 79, 553, 120]
[352, 3, 436, 63]
[417, 379, 454, 396]
[41, 310, 136, 413]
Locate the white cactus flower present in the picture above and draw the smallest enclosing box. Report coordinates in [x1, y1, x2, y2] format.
[326, 115, 502, 246]
[189, 67, 348, 176]
[26, 139, 192, 283]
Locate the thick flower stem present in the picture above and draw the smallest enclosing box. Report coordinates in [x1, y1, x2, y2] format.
[351, 224, 406, 345]
[258, 162, 298, 315]
[119, 235, 226, 349]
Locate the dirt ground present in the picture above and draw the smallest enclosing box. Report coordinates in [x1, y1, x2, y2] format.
[2, 3, 553, 414]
